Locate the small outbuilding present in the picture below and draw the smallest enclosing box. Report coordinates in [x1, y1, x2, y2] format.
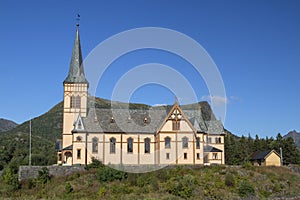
[250, 150, 281, 166]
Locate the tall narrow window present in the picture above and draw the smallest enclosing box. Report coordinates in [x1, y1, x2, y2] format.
[92, 137, 98, 153]
[77, 149, 81, 159]
[182, 137, 188, 148]
[212, 153, 218, 160]
[71, 95, 81, 108]
[207, 137, 212, 143]
[165, 137, 171, 148]
[196, 137, 200, 149]
[172, 121, 180, 130]
[144, 138, 150, 153]
[196, 153, 200, 160]
[166, 153, 170, 160]
[184, 153, 187, 159]
[215, 137, 221, 144]
[110, 137, 116, 154]
[127, 138, 133, 153]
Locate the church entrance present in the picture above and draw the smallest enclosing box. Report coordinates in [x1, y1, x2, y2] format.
[64, 151, 72, 165]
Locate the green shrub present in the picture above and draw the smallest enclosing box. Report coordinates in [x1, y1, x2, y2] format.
[225, 173, 235, 187]
[96, 166, 127, 182]
[238, 180, 255, 197]
[65, 182, 73, 193]
[3, 167, 20, 190]
[164, 174, 197, 199]
[98, 185, 107, 197]
[86, 157, 103, 170]
[37, 167, 50, 184]
[242, 161, 254, 170]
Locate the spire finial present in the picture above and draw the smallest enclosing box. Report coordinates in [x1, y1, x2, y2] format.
[174, 96, 179, 105]
[76, 14, 80, 28]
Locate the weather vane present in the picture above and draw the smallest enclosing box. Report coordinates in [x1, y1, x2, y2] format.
[76, 14, 80, 27]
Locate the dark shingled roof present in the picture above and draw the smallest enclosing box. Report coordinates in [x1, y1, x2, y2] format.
[79, 104, 224, 135]
[64, 28, 88, 84]
[204, 145, 223, 152]
[250, 150, 279, 160]
[63, 145, 73, 151]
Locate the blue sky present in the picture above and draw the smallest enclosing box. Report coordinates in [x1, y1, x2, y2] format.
[0, 0, 299, 137]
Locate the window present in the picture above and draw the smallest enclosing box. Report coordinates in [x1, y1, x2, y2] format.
[77, 149, 81, 159]
[196, 137, 200, 149]
[207, 137, 212, 143]
[76, 136, 82, 141]
[144, 138, 150, 153]
[196, 153, 200, 160]
[127, 138, 133, 153]
[92, 137, 98, 153]
[172, 121, 180, 130]
[166, 153, 170, 160]
[212, 153, 218, 160]
[58, 153, 62, 161]
[184, 153, 187, 159]
[215, 137, 221, 144]
[165, 137, 171, 148]
[110, 137, 116, 154]
[182, 137, 188, 148]
[71, 95, 81, 108]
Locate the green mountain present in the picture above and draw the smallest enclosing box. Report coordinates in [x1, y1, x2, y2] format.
[0, 98, 213, 171]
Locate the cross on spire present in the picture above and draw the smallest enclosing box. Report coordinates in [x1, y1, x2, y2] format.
[76, 14, 80, 28]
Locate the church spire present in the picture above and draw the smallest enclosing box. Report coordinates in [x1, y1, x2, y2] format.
[64, 24, 88, 84]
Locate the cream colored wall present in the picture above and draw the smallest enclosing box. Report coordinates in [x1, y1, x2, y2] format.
[265, 152, 281, 166]
[72, 133, 86, 165]
[158, 133, 177, 165]
[62, 83, 88, 150]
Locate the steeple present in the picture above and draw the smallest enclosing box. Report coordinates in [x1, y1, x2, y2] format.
[64, 25, 88, 84]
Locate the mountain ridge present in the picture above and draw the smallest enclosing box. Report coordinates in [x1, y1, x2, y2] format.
[0, 118, 18, 132]
[283, 130, 300, 148]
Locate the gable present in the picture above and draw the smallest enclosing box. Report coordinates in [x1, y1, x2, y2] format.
[73, 114, 85, 131]
[158, 103, 195, 133]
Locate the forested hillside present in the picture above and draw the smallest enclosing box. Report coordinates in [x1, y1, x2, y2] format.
[225, 130, 300, 165]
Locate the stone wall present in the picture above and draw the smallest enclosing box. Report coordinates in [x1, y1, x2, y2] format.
[18, 165, 85, 182]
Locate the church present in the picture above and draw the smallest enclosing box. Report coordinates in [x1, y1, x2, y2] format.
[56, 26, 225, 167]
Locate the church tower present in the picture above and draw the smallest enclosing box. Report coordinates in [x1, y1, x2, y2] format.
[61, 25, 88, 164]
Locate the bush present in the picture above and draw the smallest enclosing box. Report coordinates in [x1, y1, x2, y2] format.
[238, 180, 255, 197]
[96, 166, 127, 182]
[164, 174, 198, 199]
[65, 182, 73, 193]
[225, 173, 235, 187]
[85, 157, 103, 170]
[3, 167, 20, 190]
[37, 167, 50, 184]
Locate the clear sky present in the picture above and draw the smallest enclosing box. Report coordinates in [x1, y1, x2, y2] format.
[0, 0, 299, 137]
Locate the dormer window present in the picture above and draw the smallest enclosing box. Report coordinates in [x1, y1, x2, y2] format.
[110, 117, 115, 123]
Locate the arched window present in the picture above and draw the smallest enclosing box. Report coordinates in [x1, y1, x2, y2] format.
[127, 138, 133, 153]
[92, 137, 98, 153]
[196, 137, 200, 149]
[144, 138, 150, 153]
[215, 137, 221, 144]
[182, 137, 188, 148]
[110, 137, 116, 154]
[165, 137, 171, 148]
[70, 95, 81, 108]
